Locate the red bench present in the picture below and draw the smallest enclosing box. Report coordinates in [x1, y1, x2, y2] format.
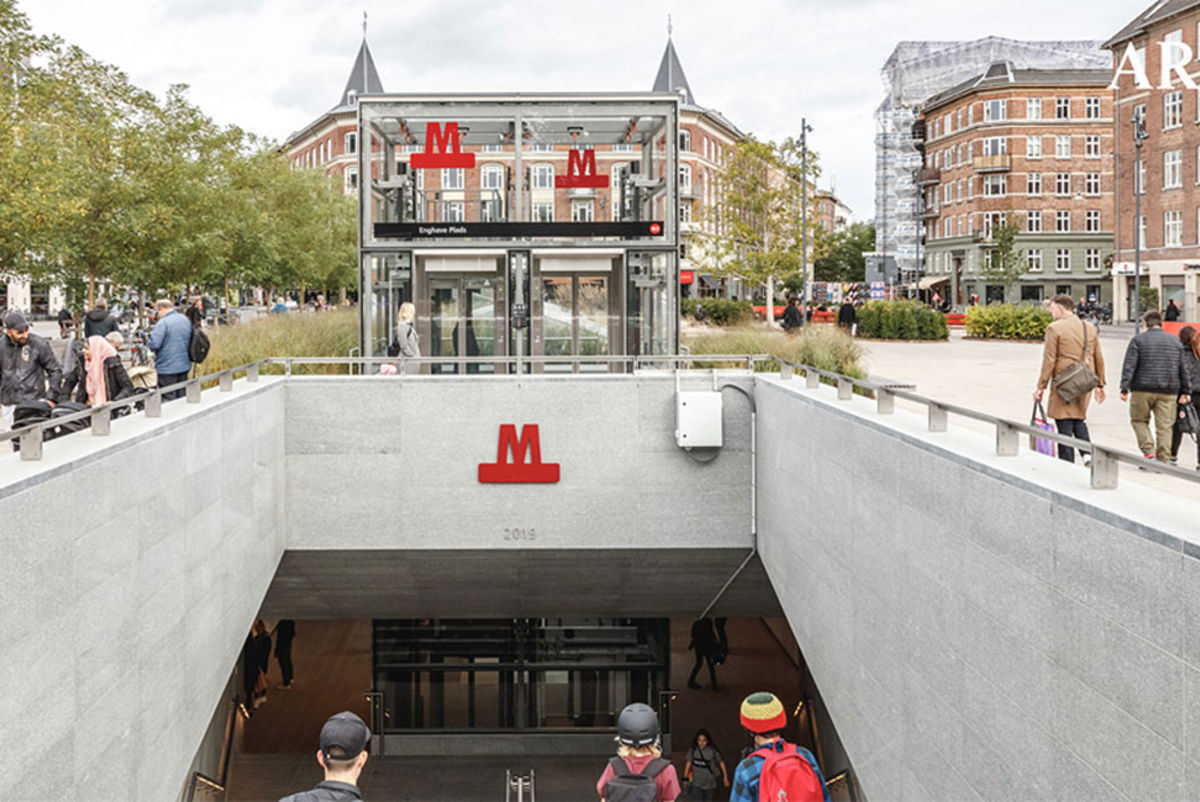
[1164, 321, 1199, 336]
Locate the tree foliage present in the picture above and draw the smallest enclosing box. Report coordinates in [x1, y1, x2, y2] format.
[980, 216, 1024, 301]
[813, 222, 874, 283]
[0, 1, 356, 314]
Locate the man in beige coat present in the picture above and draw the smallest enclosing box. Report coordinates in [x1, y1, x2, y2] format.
[1034, 294, 1106, 463]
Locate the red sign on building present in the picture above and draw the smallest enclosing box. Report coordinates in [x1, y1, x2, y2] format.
[555, 150, 609, 189]
[478, 424, 560, 483]
[680, 270, 695, 284]
[411, 122, 476, 169]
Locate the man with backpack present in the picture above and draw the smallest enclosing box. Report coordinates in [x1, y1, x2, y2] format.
[147, 298, 192, 401]
[595, 703, 681, 801]
[730, 691, 830, 802]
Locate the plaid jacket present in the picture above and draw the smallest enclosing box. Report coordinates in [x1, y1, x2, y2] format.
[729, 740, 830, 802]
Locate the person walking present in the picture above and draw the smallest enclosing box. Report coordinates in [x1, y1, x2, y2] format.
[147, 298, 192, 401]
[82, 298, 119, 339]
[274, 619, 296, 689]
[389, 302, 420, 373]
[683, 728, 729, 800]
[1120, 309, 1192, 463]
[1165, 299, 1181, 322]
[1034, 294, 1106, 463]
[595, 703, 681, 801]
[781, 297, 802, 333]
[1169, 325, 1200, 469]
[730, 692, 829, 802]
[0, 312, 62, 429]
[253, 619, 272, 708]
[837, 298, 856, 332]
[57, 306, 74, 339]
[278, 711, 371, 802]
[687, 617, 720, 690]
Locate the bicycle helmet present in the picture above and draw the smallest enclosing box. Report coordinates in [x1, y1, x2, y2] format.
[616, 702, 660, 747]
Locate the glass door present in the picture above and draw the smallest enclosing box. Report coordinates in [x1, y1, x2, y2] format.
[429, 274, 501, 374]
[538, 274, 611, 373]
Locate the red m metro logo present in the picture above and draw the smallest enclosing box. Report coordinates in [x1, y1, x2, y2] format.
[411, 122, 476, 169]
[555, 150, 609, 189]
[478, 424, 560, 483]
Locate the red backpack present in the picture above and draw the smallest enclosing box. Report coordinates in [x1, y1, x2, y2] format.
[758, 742, 826, 802]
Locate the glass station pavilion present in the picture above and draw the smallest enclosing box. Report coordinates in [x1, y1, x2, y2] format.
[356, 93, 681, 371]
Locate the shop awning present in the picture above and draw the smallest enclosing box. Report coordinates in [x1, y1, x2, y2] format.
[919, 276, 950, 289]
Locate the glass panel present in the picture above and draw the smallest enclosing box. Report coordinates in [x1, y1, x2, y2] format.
[463, 277, 496, 374]
[541, 276, 573, 369]
[577, 275, 609, 372]
[429, 278, 459, 374]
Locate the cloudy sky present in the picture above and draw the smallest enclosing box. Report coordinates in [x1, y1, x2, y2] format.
[23, 0, 1139, 219]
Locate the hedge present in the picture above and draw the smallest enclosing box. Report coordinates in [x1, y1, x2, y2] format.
[854, 301, 948, 340]
[964, 304, 1051, 340]
[681, 297, 755, 325]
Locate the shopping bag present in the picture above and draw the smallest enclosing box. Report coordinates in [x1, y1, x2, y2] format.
[1030, 401, 1056, 457]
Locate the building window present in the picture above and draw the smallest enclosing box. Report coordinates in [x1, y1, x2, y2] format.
[531, 144, 553, 152]
[983, 137, 1006, 156]
[1085, 135, 1100, 158]
[343, 166, 358, 194]
[1165, 150, 1183, 189]
[983, 99, 1006, 122]
[1055, 98, 1070, 119]
[1085, 249, 1101, 271]
[1056, 210, 1071, 232]
[1027, 172, 1042, 195]
[1055, 173, 1071, 196]
[1165, 210, 1183, 246]
[572, 200, 595, 222]
[1085, 173, 1101, 195]
[1139, 215, 1146, 248]
[679, 164, 692, 193]
[678, 201, 692, 224]
[480, 200, 501, 222]
[442, 168, 464, 190]
[345, 132, 357, 154]
[1085, 210, 1101, 232]
[531, 164, 553, 189]
[1137, 160, 1146, 195]
[1021, 286, 1045, 303]
[482, 144, 503, 153]
[1056, 249, 1071, 271]
[441, 201, 464, 222]
[613, 143, 633, 153]
[1027, 249, 1043, 271]
[1027, 136, 1042, 158]
[1085, 97, 1101, 119]
[1165, 91, 1183, 129]
[983, 174, 1006, 196]
[481, 164, 504, 191]
[1055, 135, 1071, 159]
[532, 202, 554, 222]
[1027, 98, 1042, 119]
[1027, 210, 1043, 232]
[679, 130, 692, 152]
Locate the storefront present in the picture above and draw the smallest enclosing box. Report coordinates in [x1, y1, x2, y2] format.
[357, 94, 680, 370]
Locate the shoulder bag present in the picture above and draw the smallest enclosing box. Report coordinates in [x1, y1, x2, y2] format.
[1179, 401, 1200, 438]
[1052, 319, 1100, 405]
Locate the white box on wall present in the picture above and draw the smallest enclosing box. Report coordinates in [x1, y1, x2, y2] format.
[675, 391, 723, 448]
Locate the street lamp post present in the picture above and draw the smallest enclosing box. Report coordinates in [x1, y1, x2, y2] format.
[800, 118, 813, 325]
[1132, 110, 1148, 333]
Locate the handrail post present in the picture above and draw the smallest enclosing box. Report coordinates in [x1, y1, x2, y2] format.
[1090, 446, 1119, 489]
[780, 362, 793, 380]
[995, 421, 1018, 455]
[145, 391, 163, 418]
[19, 427, 42, 461]
[805, 369, 819, 389]
[186, 380, 201, 403]
[928, 402, 948, 432]
[91, 407, 111, 436]
[219, 371, 233, 392]
[837, 377, 852, 400]
[285, 358, 293, 377]
[247, 363, 259, 382]
[876, 388, 895, 414]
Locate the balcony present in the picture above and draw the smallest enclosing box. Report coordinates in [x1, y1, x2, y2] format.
[921, 206, 940, 220]
[679, 183, 699, 199]
[917, 167, 941, 186]
[567, 187, 596, 198]
[973, 154, 1011, 173]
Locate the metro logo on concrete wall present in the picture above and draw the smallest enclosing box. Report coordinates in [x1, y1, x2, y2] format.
[555, 149, 608, 188]
[410, 122, 475, 169]
[479, 424, 560, 483]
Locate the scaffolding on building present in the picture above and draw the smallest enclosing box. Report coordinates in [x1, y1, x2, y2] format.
[874, 37, 1110, 291]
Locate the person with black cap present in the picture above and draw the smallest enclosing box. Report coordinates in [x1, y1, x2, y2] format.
[278, 711, 371, 801]
[0, 311, 62, 430]
[595, 702, 681, 801]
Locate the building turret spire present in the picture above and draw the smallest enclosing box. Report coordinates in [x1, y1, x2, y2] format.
[652, 29, 695, 106]
[337, 21, 383, 108]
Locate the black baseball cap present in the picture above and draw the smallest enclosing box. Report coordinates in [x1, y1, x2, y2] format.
[4, 312, 28, 331]
[320, 711, 370, 761]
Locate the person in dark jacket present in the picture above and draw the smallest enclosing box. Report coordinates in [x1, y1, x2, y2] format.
[278, 711, 370, 802]
[253, 619, 272, 708]
[185, 297, 204, 328]
[1165, 300, 1181, 322]
[274, 619, 297, 689]
[60, 336, 136, 406]
[0, 312, 62, 429]
[83, 298, 119, 339]
[1120, 309, 1192, 462]
[1170, 325, 1200, 468]
[781, 297, 802, 332]
[838, 299, 857, 331]
[57, 307, 74, 338]
[59, 338, 89, 404]
[687, 617, 721, 690]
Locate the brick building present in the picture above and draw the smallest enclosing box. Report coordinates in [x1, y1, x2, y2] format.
[920, 62, 1114, 307]
[1107, 0, 1200, 321]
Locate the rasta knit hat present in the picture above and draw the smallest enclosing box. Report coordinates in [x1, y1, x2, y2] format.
[740, 691, 787, 733]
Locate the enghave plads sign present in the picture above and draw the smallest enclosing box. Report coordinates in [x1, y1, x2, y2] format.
[375, 121, 657, 240]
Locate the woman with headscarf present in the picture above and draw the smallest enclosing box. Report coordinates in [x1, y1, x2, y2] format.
[83, 335, 135, 405]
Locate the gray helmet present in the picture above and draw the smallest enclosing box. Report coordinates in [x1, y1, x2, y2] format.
[616, 703, 659, 747]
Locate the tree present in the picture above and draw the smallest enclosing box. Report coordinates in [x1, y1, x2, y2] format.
[702, 137, 821, 324]
[980, 216, 1024, 302]
[812, 222, 875, 283]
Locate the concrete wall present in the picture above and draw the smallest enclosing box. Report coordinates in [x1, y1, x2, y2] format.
[755, 375, 1200, 802]
[0, 381, 286, 802]
[283, 375, 753, 551]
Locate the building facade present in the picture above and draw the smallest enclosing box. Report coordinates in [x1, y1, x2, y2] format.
[1107, 0, 1200, 321]
[920, 63, 1114, 306]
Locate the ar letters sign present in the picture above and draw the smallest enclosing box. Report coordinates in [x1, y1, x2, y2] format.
[478, 424, 560, 483]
